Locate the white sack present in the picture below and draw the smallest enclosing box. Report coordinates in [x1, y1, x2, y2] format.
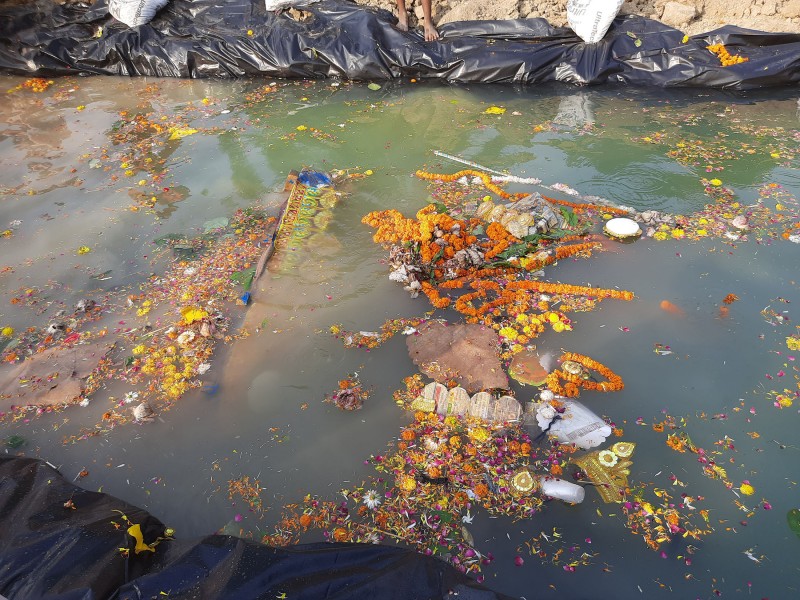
[264, 0, 320, 11]
[109, 0, 169, 28]
[567, 0, 624, 44]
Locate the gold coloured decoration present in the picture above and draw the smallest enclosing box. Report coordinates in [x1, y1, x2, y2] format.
[572, 441, 636, 503]
[511, 468, 537, 494]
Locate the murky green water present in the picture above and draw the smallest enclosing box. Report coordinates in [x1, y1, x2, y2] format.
[2, 75, 800, 599]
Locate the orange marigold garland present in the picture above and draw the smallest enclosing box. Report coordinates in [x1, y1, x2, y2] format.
[546, 352, 624, 397]
[415, 169, 528, 201]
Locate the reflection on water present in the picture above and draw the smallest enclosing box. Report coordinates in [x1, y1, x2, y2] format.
[1, 75, 799, 599]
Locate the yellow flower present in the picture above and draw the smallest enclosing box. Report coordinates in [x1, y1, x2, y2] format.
[247, 29, 254, 36]
[181, 306, 208, 324]
[777, 395, 793, 408]
[695, 229, 707, 236]
[168, 127, 198, 141]
[127, 523, 155, 554]
[77, 246, 91, 254]
[775, 203, 784, 211]
[697, 218, 708, 225]
[296, 125, 308, 131]
[132, 345, 146, 355]
[498, 326, 518, 340]
[484, 106, 506, 115]
[76, 105, 85, 111]
[739, 482, 755, 496]
[364, 169, 373, 176]
[137, 306, 151, 316]
[552, 321, 565, 333]
[1, 326, 13, 337]
[399, 475, 416, 492]
[470, 427, 490, 443]
[770, 152, 780, 158]
[547, 312, 560, 323]
[671, 228, 685, 239]
[515, 313, 529, 324]
[709, 178, 722, 186]
[786, 336, 800, 351]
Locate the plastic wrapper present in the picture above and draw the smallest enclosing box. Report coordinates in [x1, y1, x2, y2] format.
[0, 0, 798, 88]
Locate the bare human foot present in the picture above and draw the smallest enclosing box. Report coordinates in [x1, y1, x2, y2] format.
[397, 8, 409, 32]
[424, 23, 439, 42]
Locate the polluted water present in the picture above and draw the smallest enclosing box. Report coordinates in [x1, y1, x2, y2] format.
[1, 75, 800, 599]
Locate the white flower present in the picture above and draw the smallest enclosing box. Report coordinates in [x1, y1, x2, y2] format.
[539, 390, 555, 402]
[124, 391, 139, 404]
[79, 398, 90, 407]
[197, 362, 211, 375]
[461, 509, 474, 524]
[176, 330, 195, 347]
[363, 489, 381, 510]
[598, 449, 618, 467]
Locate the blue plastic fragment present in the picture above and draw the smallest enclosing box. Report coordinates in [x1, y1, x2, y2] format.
[240, 292, 251, 305]
[297, 170, 331, 188]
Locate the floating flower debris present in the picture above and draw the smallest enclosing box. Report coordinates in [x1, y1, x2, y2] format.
[324, 374, 370, 411]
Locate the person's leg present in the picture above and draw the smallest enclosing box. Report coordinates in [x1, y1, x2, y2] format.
[396, 0, 409, 31]
[421, 0, 439, 41]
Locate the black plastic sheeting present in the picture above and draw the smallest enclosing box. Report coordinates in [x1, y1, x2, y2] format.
[0, 457, 513, 600]
[1, 0, 799, 88]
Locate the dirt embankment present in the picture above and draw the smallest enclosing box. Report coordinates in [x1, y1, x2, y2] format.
[359, 0, 800, 36]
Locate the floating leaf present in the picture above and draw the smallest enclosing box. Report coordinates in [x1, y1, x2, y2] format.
[788, 508, 800, 538]
[367, 83, 382, 91]
[230, 267, 256, 291]
[634, 39, 642, 47]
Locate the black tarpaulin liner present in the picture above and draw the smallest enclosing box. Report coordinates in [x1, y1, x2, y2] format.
[0, 457, 513, 600]
[1, 0, 799, 88]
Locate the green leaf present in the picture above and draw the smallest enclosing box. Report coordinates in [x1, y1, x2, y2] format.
[788, 508, 800, 538]
[634, 39, 642, 47]
[367, 83, 382, 91]
[230, 267, 256, 291]
[626, 31, 637, 39]
[498, 242, 530, 260]
[433, 202, 449, 214]
[559, 207, 578, 227]
[471, 224, 485, 236]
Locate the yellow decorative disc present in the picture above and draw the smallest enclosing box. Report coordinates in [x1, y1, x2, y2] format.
[612, 441, 635, 458]
[511, 468, 536, 494]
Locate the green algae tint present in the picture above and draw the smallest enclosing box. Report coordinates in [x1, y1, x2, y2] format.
[1, 75, 799, 599]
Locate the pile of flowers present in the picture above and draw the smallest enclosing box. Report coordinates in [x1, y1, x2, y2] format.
[707, 44, 749, 66]
[263, 410, 580, 576]
[362, 172, 636, 357]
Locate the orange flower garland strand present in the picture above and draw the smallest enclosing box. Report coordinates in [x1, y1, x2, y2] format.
[415, 169, 528, 201]
[545, 352, 624, 398]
